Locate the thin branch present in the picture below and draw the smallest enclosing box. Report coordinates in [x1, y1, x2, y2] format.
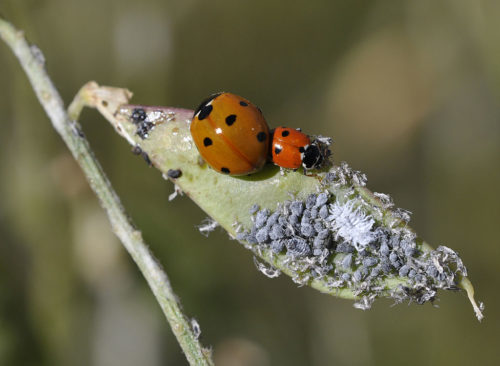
[0, 17, 214, 365]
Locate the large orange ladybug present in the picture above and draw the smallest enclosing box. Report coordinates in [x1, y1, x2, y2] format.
[190, 93, 270, 175]
[271, 127, 324, 171]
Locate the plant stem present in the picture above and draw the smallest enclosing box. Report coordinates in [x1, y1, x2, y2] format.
[0, 17, 214, 365]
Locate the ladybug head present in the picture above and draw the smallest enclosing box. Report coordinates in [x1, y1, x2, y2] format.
[302, 142, 323, 170]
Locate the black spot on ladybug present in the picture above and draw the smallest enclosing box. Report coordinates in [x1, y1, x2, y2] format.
[299, 146, 305, 153]
[274, 146, 282, 155]
[221, 167, 230, 174]
[239, 101, 248, 106]
[194, 93, 222, 117]
[226, 114, 237, 126]
[131, 108, 147, 123]
[198, 105, 213, 120]
[167, 169, 182, 179]
[257, 131, 267, 142]
[281, 130, 290, 137]
[203, 137, 213, 147]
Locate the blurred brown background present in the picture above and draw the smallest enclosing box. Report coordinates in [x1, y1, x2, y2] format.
[0, 1, 499, 365]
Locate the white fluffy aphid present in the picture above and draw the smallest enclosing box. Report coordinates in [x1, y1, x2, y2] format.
[326, 200, 376, 251]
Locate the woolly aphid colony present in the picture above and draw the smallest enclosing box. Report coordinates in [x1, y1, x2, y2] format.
[235, 163, 468, 310]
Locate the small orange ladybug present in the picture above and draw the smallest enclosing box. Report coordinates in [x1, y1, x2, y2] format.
[190, 93, 270, 175]
[271, 127, 324, 172]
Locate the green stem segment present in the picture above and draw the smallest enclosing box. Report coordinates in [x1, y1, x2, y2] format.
[0, 17, 214, 365]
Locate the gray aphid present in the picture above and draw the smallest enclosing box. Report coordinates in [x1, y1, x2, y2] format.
[306, 194, 317, 208]
[426, 265, 438, 278]
[414, 274, 425, 283]
[270, 240, 285, 254]
[289, 214, 300, 226]
[284, 226, 295, 236]
[353, 270, 363, 282]
[300, 223, 316, 237]
[405, 247, 417, 257]
[313, 236, 326, 248]
[389, 252, 399, 263]
[266, 211, 280, 227]
[290, 201, 304, 216]
[315, 193, 329, 207]
[255, 209, 270, 228]
[342, 253, 353, 268]
[310, 207, 318, 219]
[319, 205, 329, 219]
[324, 172, 337, 183]
[380, 260, 392, 274]
[278, 215, 288, 225]
[362, 257, 378, 268]
[270, 224, 285, 240]
[360, 268, 370, 278]
[314, 222, 324, 232]
[249, 204, 260, 215]
[255, 227, 270, 243]
[245, 233, 257, 244]
[359, 250, 370, 258]
[380, 243, 390, 256]
[400, 239, 409, 251]
[341, 272, 351, 281]
[286, 237, 311, 257]
[317, 229, 330, 240]
[389, 235, 400, 248]
[336, 243, 354, 253]
[399, 264, 410, 277]
[313, 248, 324, 256]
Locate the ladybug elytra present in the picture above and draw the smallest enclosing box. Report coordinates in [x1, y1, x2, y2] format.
[190, 93, 270, 175]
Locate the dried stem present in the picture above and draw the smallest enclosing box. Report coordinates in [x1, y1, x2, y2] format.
[0, 17, 214, 365]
